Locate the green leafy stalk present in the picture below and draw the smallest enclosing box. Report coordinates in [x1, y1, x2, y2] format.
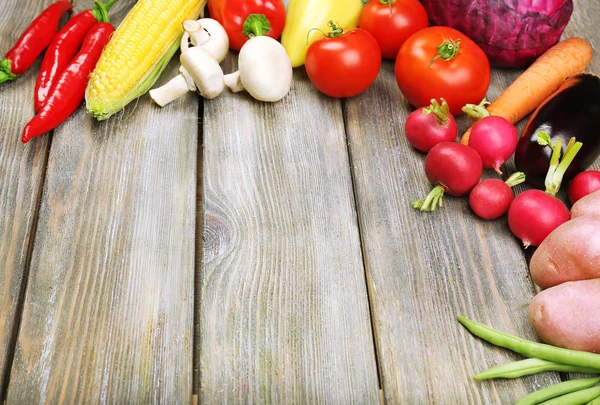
[462, 99, 491, 121]
[505, 172, 526, 188]
[412, 185, 445, 212]
[537, 132, 583, 196]
[423, 98, 450, 125]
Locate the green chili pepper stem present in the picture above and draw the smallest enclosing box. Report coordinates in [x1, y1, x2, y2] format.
[458, 317, 600, 369]
[475, 358, 600, 380]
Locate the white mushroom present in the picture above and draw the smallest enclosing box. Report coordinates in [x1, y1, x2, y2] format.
[181, 19, 229, 63]
[150, 18, 228, 107]
[149, 66, 196, 107]
[180, 46, 224, 99]
[224, 35, 292, 102]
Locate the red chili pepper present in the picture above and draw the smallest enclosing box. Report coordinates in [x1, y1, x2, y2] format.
[22, 23, 114, 144]
[0, 1, 72, 83]
[34, 0, 117, 112]
[208, 0, 286, 51]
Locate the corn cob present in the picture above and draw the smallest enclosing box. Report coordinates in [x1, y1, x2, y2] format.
[85, 0, 206, 120]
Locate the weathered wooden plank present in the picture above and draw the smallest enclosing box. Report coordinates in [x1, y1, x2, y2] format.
[199, 57, 380, 403]
[343, 47, 574, 405]
[0, 0, 55, 398]
[5, 1, 198, 402]
[565, 0, 600, 175]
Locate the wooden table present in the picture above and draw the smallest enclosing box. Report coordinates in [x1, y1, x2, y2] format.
[0, 0, 598, 403]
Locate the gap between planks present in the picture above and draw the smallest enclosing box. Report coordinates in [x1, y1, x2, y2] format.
[194, 95, 205, 398]
[1, 134, 53, 402]
[341, 98, 384, 393]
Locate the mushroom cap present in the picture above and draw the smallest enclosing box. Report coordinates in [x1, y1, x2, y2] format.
[238, 36, 292, 103]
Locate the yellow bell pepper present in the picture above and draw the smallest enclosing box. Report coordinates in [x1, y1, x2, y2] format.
[281, 0, 363, 68]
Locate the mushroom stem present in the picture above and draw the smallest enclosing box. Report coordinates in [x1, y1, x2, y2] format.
[149, 75, 191, 107]
[224, 71, 245, 93]
[150, 67, 196, 107]
[183, 19, 210, 46]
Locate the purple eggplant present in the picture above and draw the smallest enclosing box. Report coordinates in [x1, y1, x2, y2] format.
[515, 73, 600, 187]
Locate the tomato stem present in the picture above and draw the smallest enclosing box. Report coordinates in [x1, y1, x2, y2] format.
[379, 0, 396, 17]
[326, 20, 344, 37]
[430, 38, 461, 67]
[306, 20, 344, 44]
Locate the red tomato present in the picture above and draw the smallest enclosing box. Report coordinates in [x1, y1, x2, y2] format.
[306, 26, 382, 98]
[395, 26, 491, 116]
[359, 0, 428, 60]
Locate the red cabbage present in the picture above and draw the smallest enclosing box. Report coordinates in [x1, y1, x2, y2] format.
[421, 0, 574, 68]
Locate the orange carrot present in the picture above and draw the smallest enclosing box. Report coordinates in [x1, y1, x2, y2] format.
[460, 38, 593, 145]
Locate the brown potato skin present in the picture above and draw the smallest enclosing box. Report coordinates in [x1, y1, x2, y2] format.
[529, 279, 600, 353]
[530, 216, 600, 289]
[571, 190, 600, 219]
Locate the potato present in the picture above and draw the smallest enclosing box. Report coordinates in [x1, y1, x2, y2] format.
[530, 216, 600, 289]
[529, 279, 600, 353]
[571, 190, 600, 219]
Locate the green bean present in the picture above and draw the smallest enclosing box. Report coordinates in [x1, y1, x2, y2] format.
[515, 377, 600, 405]
[586, 395, 600, 405]
[458, 317, 600, 369]
[475, 359, 600, 380]
[537, 386, 600, 405]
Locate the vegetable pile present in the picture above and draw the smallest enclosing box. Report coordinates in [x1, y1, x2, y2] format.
[2, 1, 600, 400]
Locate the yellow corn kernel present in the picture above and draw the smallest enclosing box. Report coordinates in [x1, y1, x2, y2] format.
[86, 0, 206, 120]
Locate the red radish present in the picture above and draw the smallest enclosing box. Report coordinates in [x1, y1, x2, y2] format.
[568, 170, 600, 204]
[405, 98, 457, 152]
[508, 190, 570, 248]
[469, 172, 526, 220]
[413, 142, 482, 211]
[508, 134, 582, 247]
[468, 116, 519, 174]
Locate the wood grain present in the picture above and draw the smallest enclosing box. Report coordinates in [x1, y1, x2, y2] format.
[5, 1, 198, 402]
[0, 0, 54, 398]
[342, 63, 562, 404]
[198, 57, 380, 404]
[564, 0, 600, 175]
